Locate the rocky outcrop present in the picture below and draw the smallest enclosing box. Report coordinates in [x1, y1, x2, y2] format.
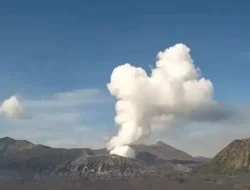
[201, 138, 250, 173]
[52, 155, 159, 179]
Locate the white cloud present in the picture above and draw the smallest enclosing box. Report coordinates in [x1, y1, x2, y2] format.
[25, 88, 110, 109]
[55, 89, 102, 101]
[2, 88, 111, 127]
[0, 88, 112, 149]
[11, 112, 84, 130]
[0, 96, 27, 119]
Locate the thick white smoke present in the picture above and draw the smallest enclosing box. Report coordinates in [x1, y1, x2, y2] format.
[107, 43, 228, 157]
[0, 96, 26, 119]
[110, 145, 136, 158]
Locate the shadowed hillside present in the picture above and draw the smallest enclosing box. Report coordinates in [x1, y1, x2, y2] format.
[200, 138, 250, 174]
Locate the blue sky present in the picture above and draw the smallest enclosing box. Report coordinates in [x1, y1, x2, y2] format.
[0, 0, 250, 157]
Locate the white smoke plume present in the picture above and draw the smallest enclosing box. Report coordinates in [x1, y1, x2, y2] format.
[0, 96, 26, 119]
[107, 43, 230, 157]
[110, 145, 136, 158]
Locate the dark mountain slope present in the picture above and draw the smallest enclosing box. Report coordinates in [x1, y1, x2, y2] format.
[0, 137, 97, 172]
[131, 141, 194, 161]
[0, 137, 35, 158]
[201, 138, 250, 174]
[132, 141, 211, 164]
[0, 137, 208, 177]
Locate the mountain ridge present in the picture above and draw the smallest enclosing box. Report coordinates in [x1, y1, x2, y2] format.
[200, 138, 250, 174]
[0, 136, 210, 177]
[0, 137, 211, 162]
[131, 141, 211, 163]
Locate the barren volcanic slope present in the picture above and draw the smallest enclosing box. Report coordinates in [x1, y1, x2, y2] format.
[132, 141, 193, 161]
[201, 138, 250, 174]
[51, 155, 159, 180]
[0, 137, 99, 172]
[0, 137, 35, 156]
[132, 141, 211, 163]
[0, 137, 210, 179]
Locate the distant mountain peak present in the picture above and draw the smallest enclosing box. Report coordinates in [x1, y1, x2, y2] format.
[131, 141, 194, 161]
[0, 136, 34, 152]
[156, 141, 166, 146]
[0, 136, 15, 141]
[0, 136, 16, 144]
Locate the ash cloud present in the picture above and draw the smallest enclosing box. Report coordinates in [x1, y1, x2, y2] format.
[106, 43, 232, 157]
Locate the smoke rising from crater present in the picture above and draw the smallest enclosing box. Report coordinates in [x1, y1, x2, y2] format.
[107, 43, 231, 157]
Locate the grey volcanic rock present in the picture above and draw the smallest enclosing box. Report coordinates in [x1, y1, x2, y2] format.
[51, 155, 158, 179]
[174, 164, 193, 173]
[134, 152, 176, 174]
[135, 152, 158, 165]
[201, 138, 250, 173]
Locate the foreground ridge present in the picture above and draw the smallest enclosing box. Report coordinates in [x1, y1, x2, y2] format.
[201, 138, 250, 173]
